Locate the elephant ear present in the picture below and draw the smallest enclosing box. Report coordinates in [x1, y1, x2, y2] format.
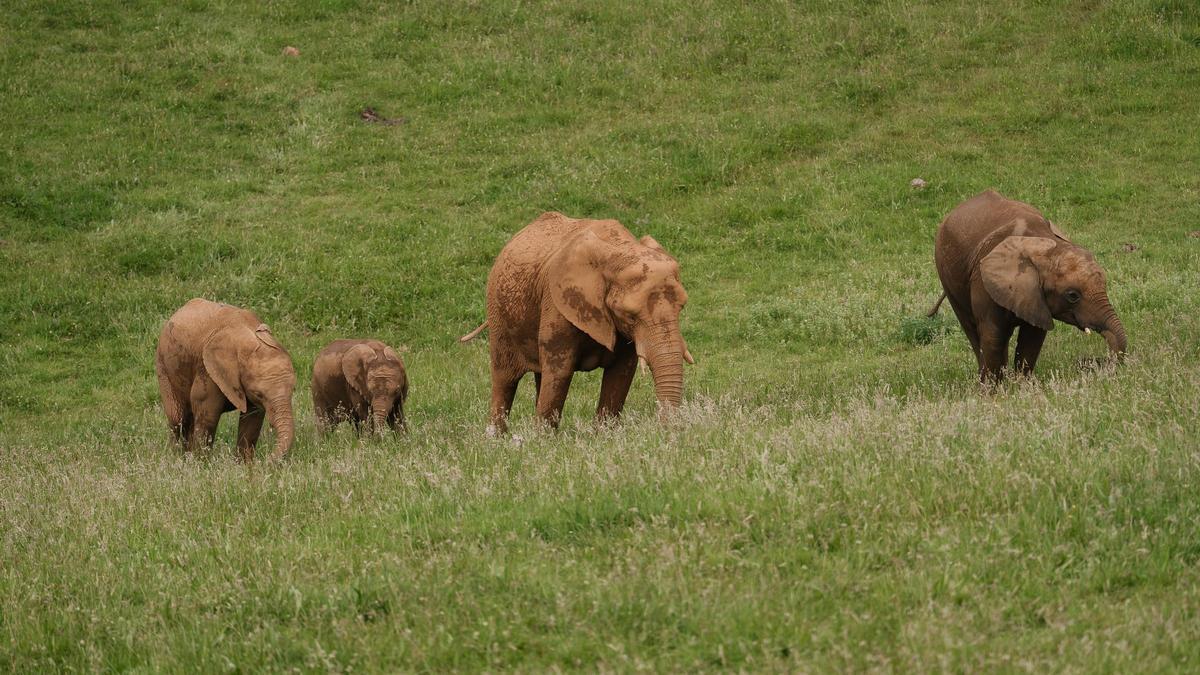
[253, 323, 284, 351]
[202, 327, 249, 413]
[1047, 220, 1072, 243]
[549, 230, 616, 351]
[639, 235, 666, 253]
[341, 344, 376, 401]
[382, 345, 403, 364]
[979, 236, 1057, 330]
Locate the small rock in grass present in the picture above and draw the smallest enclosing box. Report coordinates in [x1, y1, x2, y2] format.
[359, 107, 405, 125]
[1121, 243, 1138, 252]
[910, 177, 927, 189]
[282, 46, 300, 57]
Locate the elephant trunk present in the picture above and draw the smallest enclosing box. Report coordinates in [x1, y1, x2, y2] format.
[371, 396, 391, 434]
[1099, 302, 1127, 359]
[641, 321, 685, 415]
[266, 395, 294, 460]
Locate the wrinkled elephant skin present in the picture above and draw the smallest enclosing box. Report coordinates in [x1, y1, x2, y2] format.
[464, 212, 694, 432]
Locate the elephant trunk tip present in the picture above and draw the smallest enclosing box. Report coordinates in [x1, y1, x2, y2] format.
[266, 398, 295, 461]
[1098, 312, 1127, 361]
[1101, 328, 1127, 362]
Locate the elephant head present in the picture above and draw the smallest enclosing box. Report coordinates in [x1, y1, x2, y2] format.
[202, 324, 297, 459]
[341, 344, 408, 432]
[980, 236, 1127, 356]
[549, 230, 693, 412]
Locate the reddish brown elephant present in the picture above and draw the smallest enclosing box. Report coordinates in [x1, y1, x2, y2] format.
[934, 190, 1127, 382]
[461, 212, 694, 432]
[311, 339, 408, 434]
[155, 298, 297, 460]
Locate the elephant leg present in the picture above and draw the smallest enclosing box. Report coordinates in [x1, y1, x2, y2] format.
[331, 401, 359, 434]
[317, 405, 343, 433]
[312, 395, 330, 435]
[1014, 325, 1048, 376]
[236, 407, 264, 462]
[177, 409, 194, 447]
[188, 392, 224, 454]
[388, 402, 406, 432]
[489, 370, 522, 434]
[536, 366, 575, 429]
[977, 320, 1015, 384]
[536, 316, 582, 429]
[158, 370, 191, 448]
[596, 346, 637, 421]
[945, 293, 982, 367]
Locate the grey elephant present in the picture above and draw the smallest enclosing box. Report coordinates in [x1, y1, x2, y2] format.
[311, 339, 409, 433]
[155, 298, 297, 460]
[933, 190, 1127, 382]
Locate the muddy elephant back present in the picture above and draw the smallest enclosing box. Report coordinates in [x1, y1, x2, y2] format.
[167, 298, 258, 339]
[498, 213, 581, 262]
[488, 218, 568, 303]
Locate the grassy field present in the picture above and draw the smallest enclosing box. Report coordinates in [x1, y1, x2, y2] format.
[3, 0, 1200, 670]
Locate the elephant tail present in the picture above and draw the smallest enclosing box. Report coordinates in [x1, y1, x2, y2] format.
[459, 321, 487, 343]
[926, 292, 947, 317]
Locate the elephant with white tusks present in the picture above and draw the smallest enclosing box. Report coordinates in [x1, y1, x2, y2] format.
[933, 190, 1127, 383]
[460, 211, 694, 433]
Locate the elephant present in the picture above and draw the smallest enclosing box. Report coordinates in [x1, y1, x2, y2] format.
[311, 339, 409, 433]
[933, 190, 1127, 383]
[155, 298, 297, 460]
[460, 211, 694, 432]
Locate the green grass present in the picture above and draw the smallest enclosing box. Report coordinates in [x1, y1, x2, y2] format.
[3, 0, 1200, 670]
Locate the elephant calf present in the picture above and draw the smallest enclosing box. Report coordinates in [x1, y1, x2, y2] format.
[311, 339, 409, 433]
[155, 298, 297, 460]
[934, 190, 1127, 383]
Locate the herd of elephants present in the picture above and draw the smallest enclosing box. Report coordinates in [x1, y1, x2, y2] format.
[154, 189, 1128, 460]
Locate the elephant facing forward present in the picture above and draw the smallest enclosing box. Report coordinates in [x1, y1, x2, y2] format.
[311, 339, 409, 433]
[155, 298, 297, 460]
[934, 190, 1127, 382]
[461, 211, 694, 432]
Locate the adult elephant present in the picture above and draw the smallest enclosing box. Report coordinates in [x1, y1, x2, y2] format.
[461, 212, 694, 432]
[155, 298, 297, 460]
[933, 190, 1127, 383]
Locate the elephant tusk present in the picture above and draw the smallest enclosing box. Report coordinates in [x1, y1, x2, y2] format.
[683, 346, 695, 365]
[1084, 327, 1092, 335]
[638, 356, 649, 375]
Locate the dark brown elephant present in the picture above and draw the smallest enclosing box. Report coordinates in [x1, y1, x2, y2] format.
[155, 298, 297, 460]
[934, 190, 1127, 382]
[311, 339, 408, 433]
[461, 211, 694, 432]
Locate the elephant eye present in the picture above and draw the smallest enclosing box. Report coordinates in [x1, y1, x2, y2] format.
[1065, 290, 1081, 304]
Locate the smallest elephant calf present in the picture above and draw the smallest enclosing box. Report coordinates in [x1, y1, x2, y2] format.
[312, 339, 409, 433]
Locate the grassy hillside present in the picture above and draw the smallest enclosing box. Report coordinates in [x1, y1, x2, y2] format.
[3, 0, 1200, 670]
